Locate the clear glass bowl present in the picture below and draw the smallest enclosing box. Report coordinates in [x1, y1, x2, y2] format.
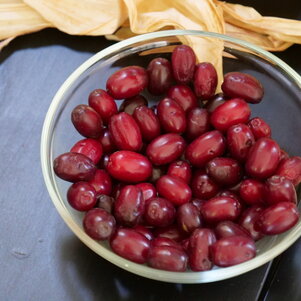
[41, 30, 301, 283]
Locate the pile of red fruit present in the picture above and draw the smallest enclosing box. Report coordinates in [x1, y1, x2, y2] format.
[53, 45, 301, 272]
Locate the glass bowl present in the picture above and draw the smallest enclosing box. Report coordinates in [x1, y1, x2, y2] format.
[41, 30, 301, 283]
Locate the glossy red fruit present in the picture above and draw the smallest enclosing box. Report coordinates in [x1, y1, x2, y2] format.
[280, 149, 290, 162]
[83, 208, 116, 240]
[245, 138, 281, 179]
[222, 72, 264, 104]
[248, 117, 271, 139]
[106, 66, 148, 99]
[67, 182, 97, 211]
[147, 58, 173, 95]
[191, 199, 206, 211]
[109, 112, 142, 151]
[70, 138, 103, 164]
[88, 89, 117, 124]
[136, 183, 157, 202]
[239, 179, 265, 205]
[157, 98, 186, 133]
[189, 228, 216, 271]
[96, 194, 114, 213]
[157, 175, 192, 206]
[148, 246, 188, 271]
[133, 106, 161, 141]
[227, 124, 255, 161]
[206, 157, 242, 187]
[149, 166, 166, 183]
[53, 152, 96, 182]
[107, 151, 152, 183]
[205, 93, 226, 113]
[215, 221, 250, 239]
[110, 228, 151, 263]
[167, 160, 191, 183]
[201, 196, 241, 224]
[98, 154, 110, 169]
[194, 62, 218, 100]
[210, 98, 251, 132]
[167, 85, 197, 113]
[119, 95, 148, 115]
[154, 224, 185, 242]
[98, 129, 116, 154]
[172, 45, 196, 84]
[256, 202, 299, 235]
[133, 225, 154, 241]
[186, 108, 210, 141]
[146, 133, 186, 165]
[144, 197, 176, 227]
[88, 169, 112, 196]
[111, 183, 125, 199]
[71, 104, 103, 138]
[239, 206, 264, 241]
[191, 171, 219, 199]
[265, 175, 297, 205]
[211, 236, 256, 267]
[152, 237, 183, 251]
[114, 185, 144, 226]
[276, 156, 301, 186]
[185, 130, 226, 167]
[177, 203, 202, 233]
[218, 190, 242, 204]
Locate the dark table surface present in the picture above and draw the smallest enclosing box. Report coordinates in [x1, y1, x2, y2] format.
[0, 1, 300, 300]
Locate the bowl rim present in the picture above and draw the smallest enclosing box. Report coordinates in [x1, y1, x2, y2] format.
[40, 29, 301, 283]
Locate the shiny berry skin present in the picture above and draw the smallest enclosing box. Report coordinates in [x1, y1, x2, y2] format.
[188, 228, 216, 271]
[146, 133, 186, 165]
[144, 197, 176, 227]
[106, 66, 148, 99]
[88, 169, 112, 196]
[154, 224, 185, 242]
[167, 160, 191, 183]
[280, 149, 290, 162]
[255, 202, 299, 235]
[265, 175, 297, 205]
[119, 94, 148, 115]
[98, 154, 110, 169]
[215, 221, 250, 239]
[167, 85, 197, 112]
[70, 138, 103, 164]
[67, 182, 97, 211]
[210, 98, 251, 132]
[211, 236, 256, 267]
[71, 104, 103, 138]
[83, 208, 116, 240]
[227, 124, 255, 162]
[239, 206, 264, 241]
[186, 108, 210, 141]
[191, 199, 206, 211]
[171, 45, 196, 84]
[239, 179, 265, 205]
[157, 98, 186, 133]
[276, 156, 301, 186]
[107, 151, 152, 183]
[109, 112, 142, 151]
[136, 183, 157, 202]
[110, 228, 151, 263]
[245, 138, 281, 179]
[148, 246, 188, 271]
[133, 106, 161, 142]
[248, 117, 271, 139]
[111, 183, 125, 199]
[222, 72, 264, 104]
[149, 166, 166, 183]
[147, 58, 173, 95]
[185, 130, 226, 167]
[114, 185, 144, 226]
[53, 152, 96, 182]
[157, 175, 192, 206]
[177, 203, 202, 233]
[194, 62, 218, 100]
[98, 129, 116, 154]
[151, 237, 183, 251]
[205, 93, 226, 113]
[191, 171, 219, 199]
[133, 225, 154, 241]
[88, 89, 117, 124]
[96, 194, 114, 214]
[201, 196, 241, 224]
